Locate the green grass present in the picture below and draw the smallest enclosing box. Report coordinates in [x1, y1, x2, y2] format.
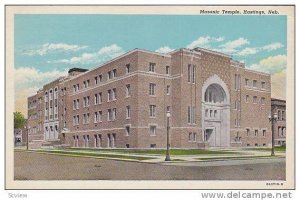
[60, 148, 236, 155]
[245, 146, 286, 152]
[197, 155, 273, 161]
[25, 149, 154, 161]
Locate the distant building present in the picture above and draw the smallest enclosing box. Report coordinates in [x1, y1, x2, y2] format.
[27, 47, 272, 149]
[271, 98, 286, 146]
[14, 119, 27, 146]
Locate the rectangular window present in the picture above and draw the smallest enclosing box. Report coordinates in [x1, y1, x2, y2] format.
[126, 64, 130, 74]
[245, 95, 249, 103]
[193, 132, 197, 141]
[112, 108, 117, 120]
[187, 64, 192, 83]
[261, 82, 266, 89]
[94, 94, 98, 105]
[166, 85, 170, 95]
[126, 106, 130, 119]
[126, 84, 131, 97]
[99, 111, 102, 122]
[99, 75, 102, 82]
[94, 112, 98, 123]
[150, 125, 156, 136]
[282, 111, 285, 120]
[255, 130, 258, 137]
[245, 78, 249, 86]
[149, 63, 155, 72]
[189, 132, 192, 141]
[166, 66, 170, 75]
[246, 128, 250, 137]
[112, 69, 117, 78]
[98, 93, 102, 104]
[94, 76, 98, 85]
[149, 105, 156, 117]
[261, 97, 265, 104]
[108, 109, 112, 121]
[112, 88, 117, 100]
[108, 90, 112, 101]
[235, 74, 240, 90]
[149, 83, 156, 95]
[188, 106, 191, 123]
[125, 126, 130, 136]
[253, 80, 257, 88]
[263, 130, 266, 137]
[253, 96, 257, 103]
[108, 71, 112, 80]
[192, 65, 196, 83]
[73, 100, 76, 110]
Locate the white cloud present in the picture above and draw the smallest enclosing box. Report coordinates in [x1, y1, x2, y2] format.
[261, 42, 284, 51]
[218, 37, 249, 54]
[155, 46, 175, 53]
[50, 44, 125, 65]
[186, 36, 224, 49]
[248, 55, 286, 74]
[236, 47, 259, 56]
[14, 67, 68, 116]
[271, 70, 286, 100]
[23, 43, 88, 56]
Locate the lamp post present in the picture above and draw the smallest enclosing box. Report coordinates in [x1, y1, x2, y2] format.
[268, 112, 278, 156]
[24, 125, 30, 150]
[165, 111, 171, 161]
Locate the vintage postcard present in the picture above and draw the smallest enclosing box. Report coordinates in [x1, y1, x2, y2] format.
[5, 5, 295, 189]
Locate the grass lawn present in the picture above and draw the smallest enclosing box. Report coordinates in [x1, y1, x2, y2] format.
[18, 149, 154, 161]
[60, 148, 236, 155]
[245, 146, 286, 152]
[197, 155, 273, 161]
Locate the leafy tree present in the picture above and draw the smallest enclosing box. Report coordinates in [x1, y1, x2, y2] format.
[14, 112, 26, 129]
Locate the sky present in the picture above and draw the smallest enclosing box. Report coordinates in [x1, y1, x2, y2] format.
[14, 14, 287, 116]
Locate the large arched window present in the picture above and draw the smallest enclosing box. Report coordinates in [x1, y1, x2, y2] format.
[204, 84, 226, 103]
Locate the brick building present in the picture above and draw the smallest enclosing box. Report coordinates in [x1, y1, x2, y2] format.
[26, 47, 272, 149]
[271, 98, 286, 146]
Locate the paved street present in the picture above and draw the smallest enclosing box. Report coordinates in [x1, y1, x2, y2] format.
[14, 151, 285, 180]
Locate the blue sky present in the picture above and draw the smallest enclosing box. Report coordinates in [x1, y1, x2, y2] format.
[14, 14, 287, 115]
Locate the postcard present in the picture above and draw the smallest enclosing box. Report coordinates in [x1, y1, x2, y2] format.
[5, 5, 295, 189]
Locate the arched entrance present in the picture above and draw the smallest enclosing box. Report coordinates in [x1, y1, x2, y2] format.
[202, 75, 230, 147]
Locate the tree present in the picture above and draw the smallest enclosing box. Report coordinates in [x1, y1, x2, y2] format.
[14, 112, 26, 129]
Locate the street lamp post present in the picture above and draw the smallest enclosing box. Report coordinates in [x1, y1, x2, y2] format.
[165, 111, 171, 161]
[24, 125, 30, 150]
[268, 112, 278, 156]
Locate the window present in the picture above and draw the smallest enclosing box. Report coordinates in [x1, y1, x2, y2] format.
[246, 128, 250, 137]
[255, 130, 258, 137]
[188, 64, 196, 83]
[94, 94, 98, 105]
[126, 64, 130, 74]
[94, 76, 98, 85]
[246, 95, 249, 103]
[76, 99, 79, 109]
[193, 132, 197, 141]
[192, 65, 196, 83]
[108, 109, 112, 121]
[108, 71, 112, 80]
[125, 126, 130, 136]
[149, 63, 155, 72]
[98, 111, 102, 122]
[149, 83, 156, 95]
[253, 96, 257, 104]
[112, 88, 117, 100]
[214, 110, 217, 117]
[166, 66, 170, 75]
[166, 85, 170, 95]
[245, 78, 249, 86]
[112, 108, 117, 120]
[150, 125, 156, 136]
[73, 100, 76, 110]
[126, 144, 130, 148]
[149, 105, 156, 117]
[261, 97, 265, 104]
[112, 69, 117, 78]
[261, 82, 266, 89]
[96, 93, 101, 104]
[166, 106, 170, 112]
[126, 84, 131, 97]
[94, 112, 98, 123]
[99, 75, 102, 82]
[253, 80, 257, 88]
[188, 106, 191, 123]
[278, 110, 282, 120]
[150, 144, 156, 148]
[126, 106, 130, 119]
[282, 111, 285, 120]
[108, 90, 112, 101]
[234, 100, 237, 109]
[263, 130, 266, 137]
